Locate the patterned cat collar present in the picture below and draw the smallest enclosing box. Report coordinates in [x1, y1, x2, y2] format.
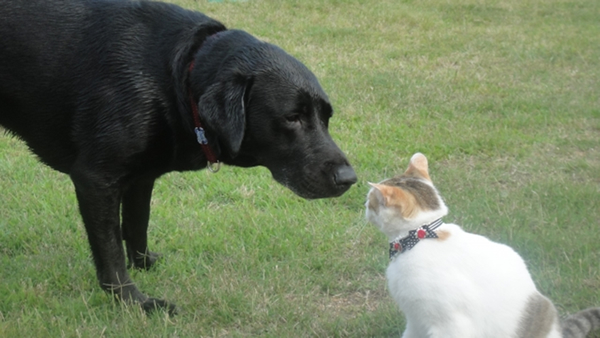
[389, 218, 444, 260]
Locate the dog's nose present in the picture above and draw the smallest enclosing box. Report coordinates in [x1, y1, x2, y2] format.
[333, 165, 357, 186]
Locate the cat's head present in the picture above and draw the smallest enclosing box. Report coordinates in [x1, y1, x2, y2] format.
[365, 153, 448, 240]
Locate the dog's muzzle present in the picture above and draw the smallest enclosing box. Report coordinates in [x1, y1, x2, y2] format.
[275, 161, 357, 199]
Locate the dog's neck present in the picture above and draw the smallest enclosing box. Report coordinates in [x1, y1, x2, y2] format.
[186, 32, 226, 172]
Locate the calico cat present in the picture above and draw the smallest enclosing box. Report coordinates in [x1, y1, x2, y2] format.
[365, 152, 600, 338]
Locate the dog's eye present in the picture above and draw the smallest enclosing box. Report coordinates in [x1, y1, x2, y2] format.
[285, 114, 301, 124]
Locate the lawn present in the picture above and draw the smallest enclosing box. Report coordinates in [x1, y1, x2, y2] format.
[1, 0, 599, 337]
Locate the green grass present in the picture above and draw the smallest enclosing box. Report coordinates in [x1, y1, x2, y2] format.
[1, 0, 599, 336]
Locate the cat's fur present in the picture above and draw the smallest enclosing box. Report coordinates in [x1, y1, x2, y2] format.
[365, 152, 600, 338]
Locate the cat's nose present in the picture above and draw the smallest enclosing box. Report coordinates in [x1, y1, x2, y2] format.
[334, 164, 357, 187]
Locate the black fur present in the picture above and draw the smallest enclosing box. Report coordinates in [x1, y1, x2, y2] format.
[0, 0, 356, 313]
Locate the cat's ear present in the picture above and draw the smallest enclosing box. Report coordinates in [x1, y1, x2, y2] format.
[405, 152, 432, 181]
[368, 182, 387, 207]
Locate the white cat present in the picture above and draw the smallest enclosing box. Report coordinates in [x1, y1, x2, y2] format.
[366, 152, 600, 338]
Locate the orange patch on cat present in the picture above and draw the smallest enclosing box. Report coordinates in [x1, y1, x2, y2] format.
[368, 183, 420, 219]
[435, 230, 451, 241]
[384, 186, 419, 219]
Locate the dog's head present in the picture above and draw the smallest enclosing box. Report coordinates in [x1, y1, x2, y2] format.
[190, 30, 356, 199]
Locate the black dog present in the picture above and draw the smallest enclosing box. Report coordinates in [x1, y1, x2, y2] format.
[0, 0, 356, 313]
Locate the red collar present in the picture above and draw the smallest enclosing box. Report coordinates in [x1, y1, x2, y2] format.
[188, 51, 220, 172]
[389, 218, 443, 260]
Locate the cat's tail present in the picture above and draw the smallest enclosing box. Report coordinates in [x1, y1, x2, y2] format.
[562, 307, 600, 338]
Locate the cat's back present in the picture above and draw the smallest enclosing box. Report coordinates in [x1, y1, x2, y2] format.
[387, 223, 540, 337]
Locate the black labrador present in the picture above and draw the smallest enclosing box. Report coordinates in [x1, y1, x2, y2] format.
[0, 0, 356, 313]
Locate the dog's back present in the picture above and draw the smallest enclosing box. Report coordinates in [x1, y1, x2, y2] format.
[0, 0, 85, 156]
[0, 0, 218, 172]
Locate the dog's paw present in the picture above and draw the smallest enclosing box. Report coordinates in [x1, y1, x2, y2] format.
[141, 297, 178, 315]
[128, 250, 161, 270]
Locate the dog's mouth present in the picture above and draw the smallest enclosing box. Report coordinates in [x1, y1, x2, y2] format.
[271, 162, 357, 199]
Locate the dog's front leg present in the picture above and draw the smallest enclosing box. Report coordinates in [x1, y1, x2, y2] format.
[122, 179, 160, 270]
[70, 168, 175, 314]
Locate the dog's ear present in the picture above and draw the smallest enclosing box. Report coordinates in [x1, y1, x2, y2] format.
[198, 75, 253, 157]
